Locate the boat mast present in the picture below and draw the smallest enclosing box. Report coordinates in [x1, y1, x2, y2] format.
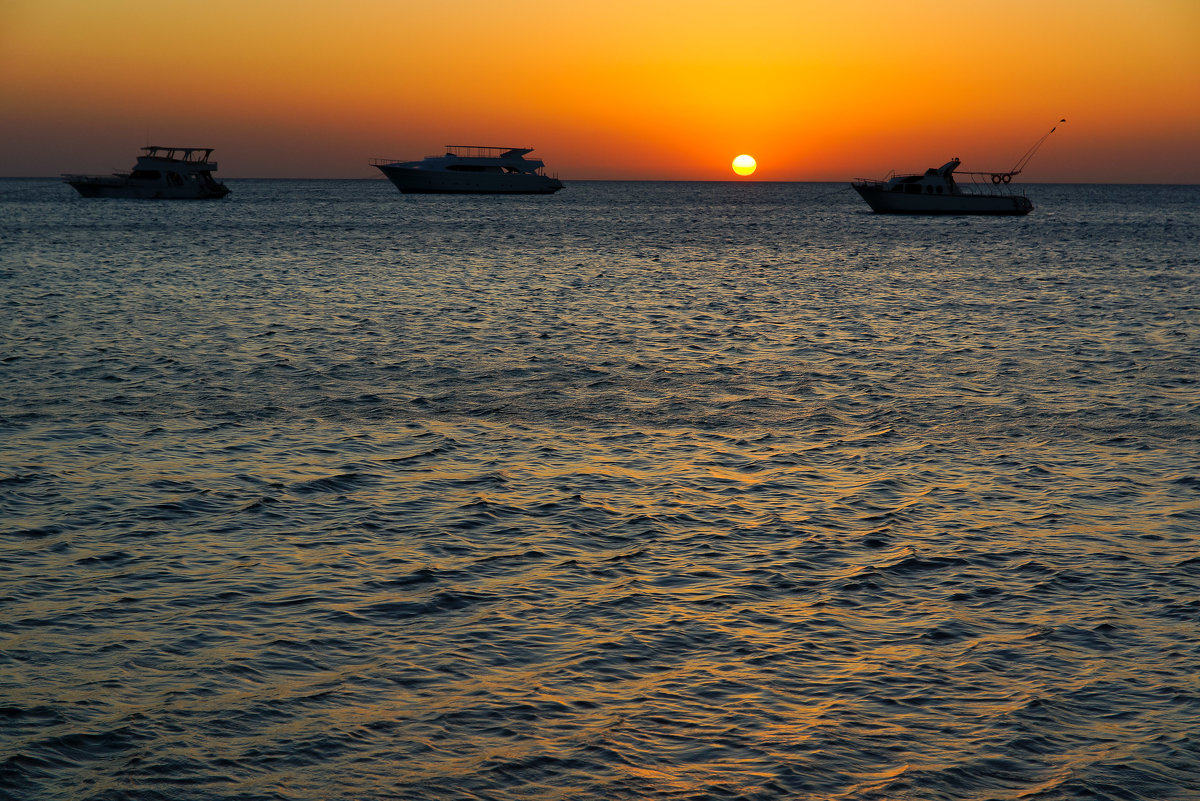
[1008, 119, 1066, 177]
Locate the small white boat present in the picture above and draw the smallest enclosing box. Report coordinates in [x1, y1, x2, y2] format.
[371, 145, 564, 195]
[852, 158, 1033, 215]
[63, 146, 230, 199]
[851, 121, 1064, 216]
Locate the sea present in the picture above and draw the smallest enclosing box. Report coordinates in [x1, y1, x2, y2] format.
[1, 178, 1198, 801]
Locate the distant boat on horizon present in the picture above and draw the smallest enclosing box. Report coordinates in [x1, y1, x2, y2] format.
[851, 120, 1064, 215]
[63, 146, 230, 199]
[370, 146, 564, 195]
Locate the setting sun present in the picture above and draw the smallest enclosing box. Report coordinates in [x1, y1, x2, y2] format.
[732, 154, 757, 176]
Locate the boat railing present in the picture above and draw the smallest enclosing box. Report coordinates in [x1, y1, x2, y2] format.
[852, 169, 896, 184]
[368, 150, 538, 166]
[443, 145, 535, 158]
[142, 147, 216, 163]
[956, 171, 1028, 196]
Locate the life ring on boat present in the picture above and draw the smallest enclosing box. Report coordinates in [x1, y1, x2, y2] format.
[991, 174, 1002, 184]
[1002, 174, 1012, 183]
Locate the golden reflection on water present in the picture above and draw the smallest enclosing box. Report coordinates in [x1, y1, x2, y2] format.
[2, 182, 1198, 799]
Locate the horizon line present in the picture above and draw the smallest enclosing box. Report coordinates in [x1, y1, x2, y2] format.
[4, 176, 1199, 186]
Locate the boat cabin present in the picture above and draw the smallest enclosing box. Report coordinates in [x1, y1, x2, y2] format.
[882, 159, 962, 195]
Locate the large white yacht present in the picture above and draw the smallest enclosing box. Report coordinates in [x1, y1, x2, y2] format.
[63, 146, 230, 199]
[371, 145, 564, 194]
[852, 158, 1033, 215]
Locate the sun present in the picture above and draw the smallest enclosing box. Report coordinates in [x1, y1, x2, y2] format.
[732, 154, 757, 176]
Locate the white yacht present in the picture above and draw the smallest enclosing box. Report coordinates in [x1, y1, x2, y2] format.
[851, 120, 1064, 215]
[852, 158, 1033, 215]
[371, 145, 564, 194]
[63, 146, 230, 199]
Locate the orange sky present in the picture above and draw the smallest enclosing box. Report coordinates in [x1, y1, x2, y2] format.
[2, 0, 1198, 181]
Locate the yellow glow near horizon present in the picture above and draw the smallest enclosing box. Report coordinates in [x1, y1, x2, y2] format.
[732, 155, 757, 176]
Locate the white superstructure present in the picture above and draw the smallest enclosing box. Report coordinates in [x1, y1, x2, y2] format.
[64, 146, 230, 199]
[371, 146, 564, 195]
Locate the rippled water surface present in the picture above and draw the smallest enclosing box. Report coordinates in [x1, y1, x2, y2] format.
[2, 179, 1199, 800]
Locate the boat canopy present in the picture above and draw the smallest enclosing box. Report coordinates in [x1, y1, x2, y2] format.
[444, 145, 535, 159]
[141, 146, 216, 162]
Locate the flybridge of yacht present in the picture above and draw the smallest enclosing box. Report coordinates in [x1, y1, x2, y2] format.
[140, 146, 218, 164]
[440, 145, 536, 159]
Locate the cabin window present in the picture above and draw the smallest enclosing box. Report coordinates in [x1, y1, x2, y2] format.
[937, 186, 943, 194]
[130, 170, 160, 180]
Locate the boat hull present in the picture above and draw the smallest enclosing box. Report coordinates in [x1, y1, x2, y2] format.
[65, 176, 230, 199]
[376, 164, 563, 195]
[853, 184, 1032, 215]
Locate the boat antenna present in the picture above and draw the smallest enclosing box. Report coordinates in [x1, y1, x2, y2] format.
[1009, 119, 1065, 176]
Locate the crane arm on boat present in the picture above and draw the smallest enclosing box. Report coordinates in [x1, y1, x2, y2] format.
[1008, 119, 1066, 177]
[955, 120, 1065, 184]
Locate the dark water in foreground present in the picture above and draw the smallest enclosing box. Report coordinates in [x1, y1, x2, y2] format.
[1, 179, 1198, 800]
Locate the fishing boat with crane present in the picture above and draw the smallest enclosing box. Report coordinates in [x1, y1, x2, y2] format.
[851, 121, 1064, 215]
